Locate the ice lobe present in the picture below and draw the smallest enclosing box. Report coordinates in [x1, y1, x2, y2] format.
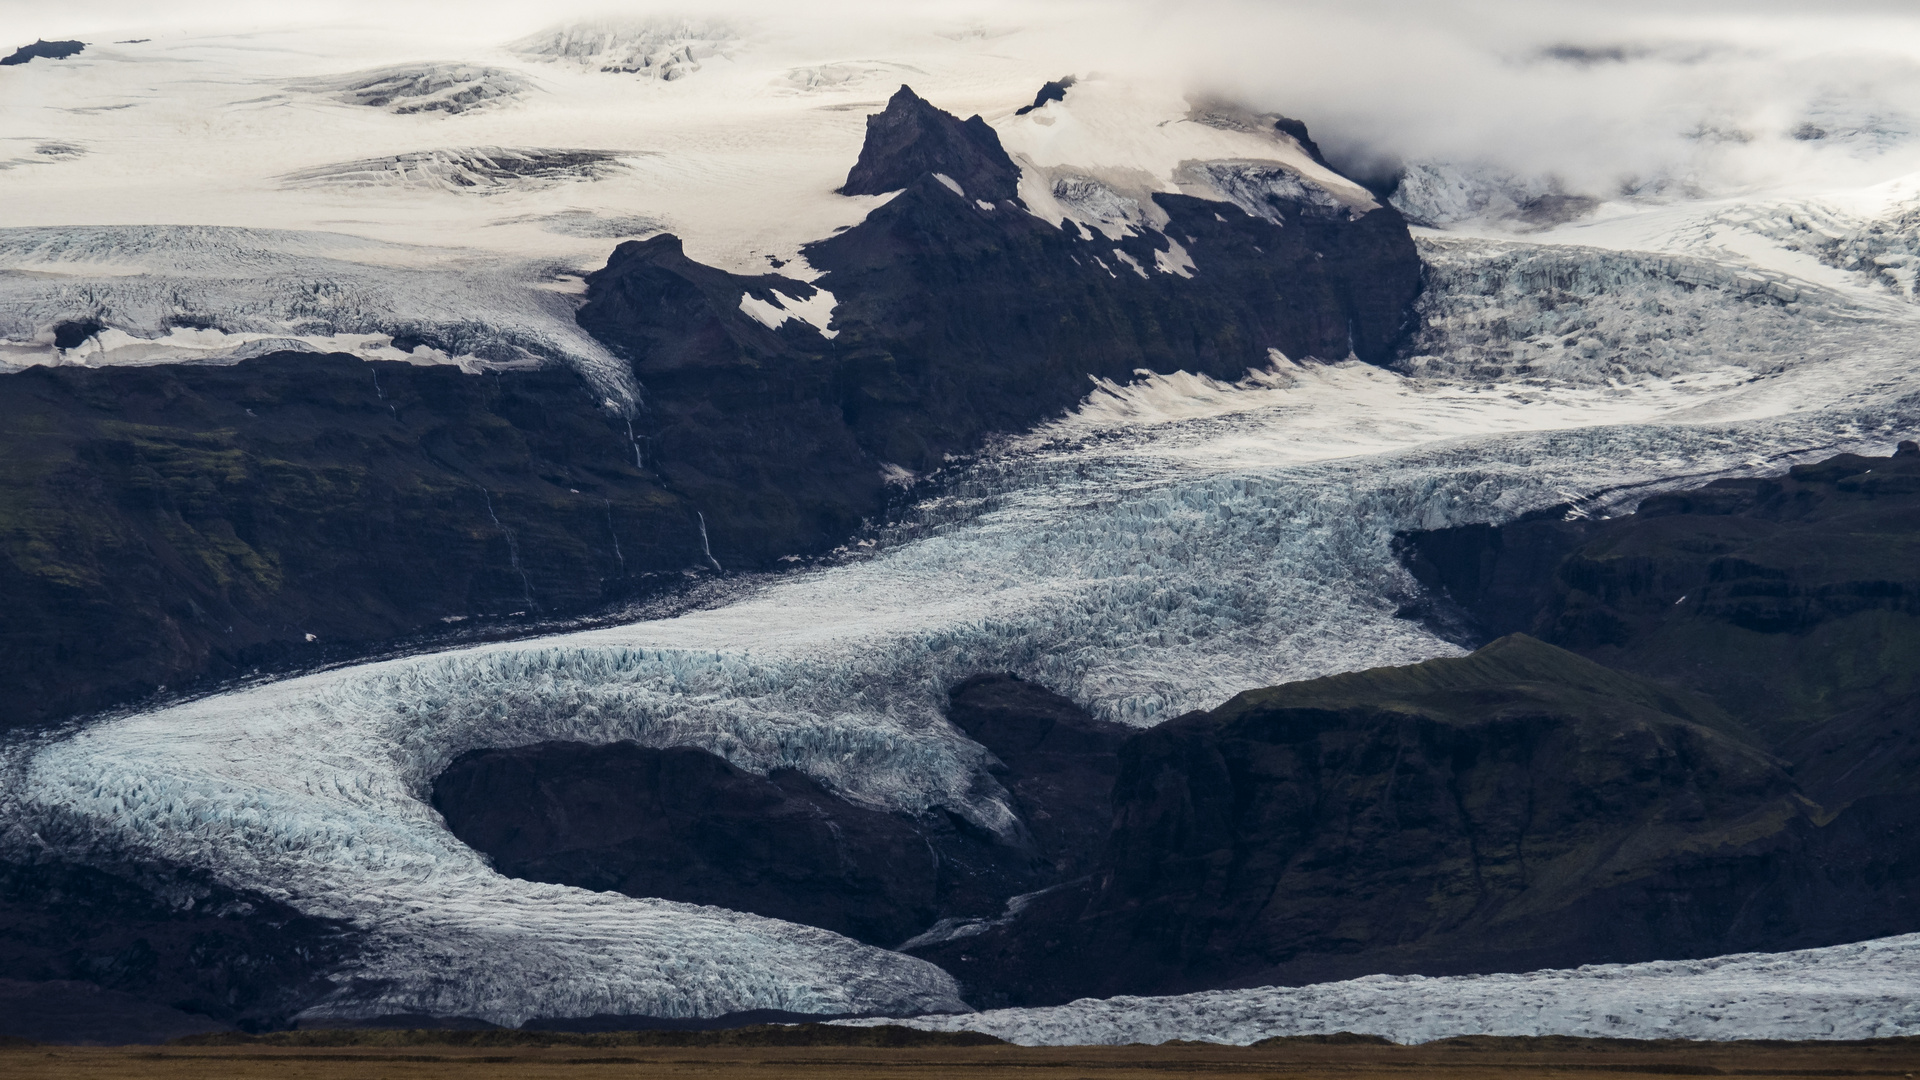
[844, 934, 1920, 1045]
[841, 86, 1020, 202]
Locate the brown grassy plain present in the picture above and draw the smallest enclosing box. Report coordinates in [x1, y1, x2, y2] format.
[3, 1033, 1918, 1080]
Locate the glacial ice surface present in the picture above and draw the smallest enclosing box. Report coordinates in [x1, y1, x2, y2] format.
[841, 935, 1920, 1045]
[0, 225, 635, 400]
[4, 231, 1920, 1028]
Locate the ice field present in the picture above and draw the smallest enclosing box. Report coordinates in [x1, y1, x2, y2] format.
[4, 227, 1919, 1024]
[6, 6, 1920, 1033]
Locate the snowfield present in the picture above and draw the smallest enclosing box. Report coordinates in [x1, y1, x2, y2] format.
[839, 934, 1920, 1045]
[6, 9, 1920, 1035]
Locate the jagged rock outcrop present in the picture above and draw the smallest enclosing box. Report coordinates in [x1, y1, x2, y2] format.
[1, 39, 84, 66]
[906, 635, 1920, 1007]
[841, 85, 1021, 201]
[1014, 76, 1076, 117]
[433, 674, 1128, 949]
[578, 85, 1421, 557]
[0, 352, 703, 730]
[574, 236, 882, 566]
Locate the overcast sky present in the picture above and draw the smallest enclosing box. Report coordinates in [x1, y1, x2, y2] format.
[6, 0, 1917, 198]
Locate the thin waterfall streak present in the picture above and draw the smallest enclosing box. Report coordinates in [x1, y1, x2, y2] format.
[697, 512, 722, 572]
[605, 499, 625, 572]
[371, 368, 397, 419]
[483, 488, 537, 609]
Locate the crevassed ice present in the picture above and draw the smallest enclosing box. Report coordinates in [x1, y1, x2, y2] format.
[5, 235, 1920, 1026]
[841, 934, 1920, 1045]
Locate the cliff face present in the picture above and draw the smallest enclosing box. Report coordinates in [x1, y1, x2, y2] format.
[1396, 446, 1920, 799]
[906, 635, 1920, 1007]
[0, 352, 700, 729]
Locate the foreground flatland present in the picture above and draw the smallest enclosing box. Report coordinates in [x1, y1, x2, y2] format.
[4, 1034, 1919, 1080]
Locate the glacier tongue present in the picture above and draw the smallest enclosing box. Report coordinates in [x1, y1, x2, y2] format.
[840, 934, 1920, 1045]
[5, 233, 1920, 1026]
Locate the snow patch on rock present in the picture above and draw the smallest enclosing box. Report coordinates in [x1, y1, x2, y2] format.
[738, 286, 839, 339]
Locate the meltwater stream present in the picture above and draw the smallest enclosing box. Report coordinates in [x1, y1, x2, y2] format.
[4, 240, 1920, 1026]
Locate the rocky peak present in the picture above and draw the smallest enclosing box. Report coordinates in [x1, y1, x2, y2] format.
[841, 84, 1020, 202]
[1, 39, 85, 66]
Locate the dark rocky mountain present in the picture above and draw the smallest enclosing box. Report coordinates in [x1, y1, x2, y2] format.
[842, 85, 1021, 201]
[434, 674, 1130, 949]
[0, 352, 702, 730]
[580, 83, 1421, 551]
[907, 634, 1920, 1007]
[0, 88, 1420, 732]
[1, 39, 85, 66]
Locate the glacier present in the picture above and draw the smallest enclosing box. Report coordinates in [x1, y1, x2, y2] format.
[839, 934, 1920, 1045]
[7, 9, 1920, 1035]
[3, 228, 1918, 1026]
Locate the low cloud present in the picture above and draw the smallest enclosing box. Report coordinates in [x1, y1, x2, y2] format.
[13, 0, 1920, 203]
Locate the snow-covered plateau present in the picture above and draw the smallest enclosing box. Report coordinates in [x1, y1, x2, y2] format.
[4, 8, 1920, 1037]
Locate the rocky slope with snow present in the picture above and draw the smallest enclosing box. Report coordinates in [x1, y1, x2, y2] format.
[4, 9, 1920, 1045]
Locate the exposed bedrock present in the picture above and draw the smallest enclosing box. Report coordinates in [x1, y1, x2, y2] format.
[0, 857, 354, 1038]
[843, 85, 1021, 201]
[433, 674, 1131, 949]
[1, 39, 85, 66]
[907, 634, 1920, 1007]
[0, 352, 706, 730]
[1396, 445, 1920, 797]
[576, 84, 1421, 563]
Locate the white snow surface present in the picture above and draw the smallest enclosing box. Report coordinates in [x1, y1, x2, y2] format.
[0, 23, 1369, 383]
[738, 286, 838, 338]
[840, 935, 1920, 1045]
